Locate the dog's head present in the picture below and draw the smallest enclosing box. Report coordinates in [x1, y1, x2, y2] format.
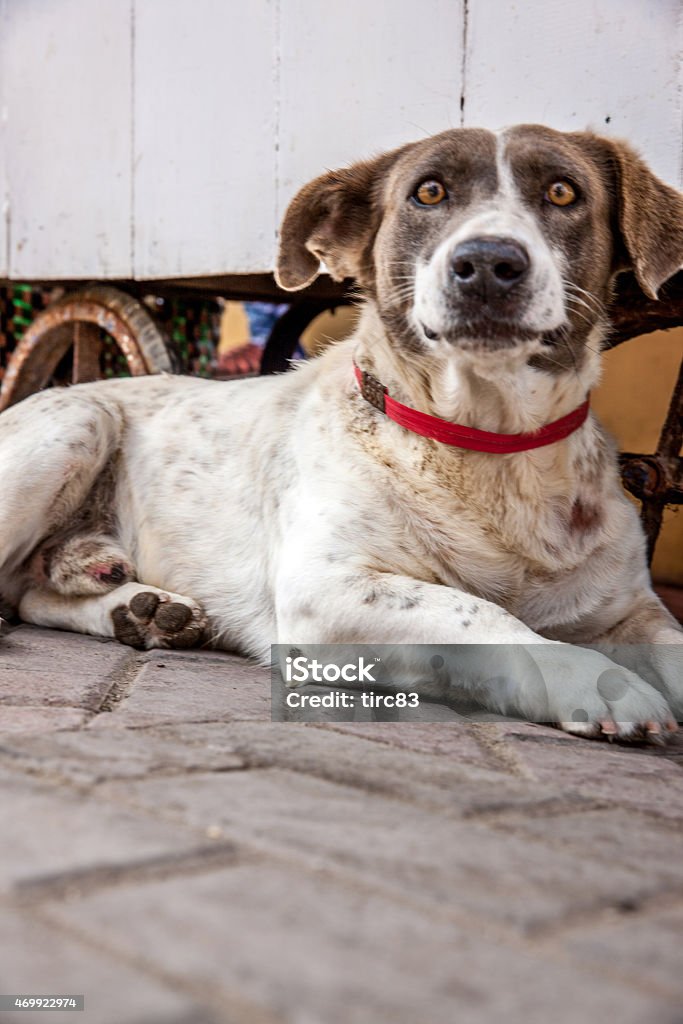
[276, 126, 683, 368]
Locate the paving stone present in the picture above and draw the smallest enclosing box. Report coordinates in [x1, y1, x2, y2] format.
[313, 721, 497, 770]
[489, 807, 683, 887]
[631, 730, 683, 769]
[90, 654, 270, 729]
[0, 627, 131, 712]
[487, 723, 683, 820]
[144, 720, 577, 818]
[0, 767, 238, 896]
[562, 906, 683, 1000]
[0, 706, 88, 736]
[99, 766, 676, 934]
[4, 628, 683, 1023]
[0, 907, 219, 1024]
[45, 863, 677, 1024]
[0, 727, 246, 785]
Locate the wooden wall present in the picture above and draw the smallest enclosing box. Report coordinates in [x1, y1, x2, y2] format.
[0, 0, 680, 280]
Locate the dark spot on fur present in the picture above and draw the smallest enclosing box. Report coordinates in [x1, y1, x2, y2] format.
[570, 498, 601, 533]
[363, 590, 378, 604]
[0, 595, 18, 623]
[98, 563, 128, 584]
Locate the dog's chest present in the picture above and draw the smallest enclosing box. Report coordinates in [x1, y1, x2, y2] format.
[371, 440, 608, 611]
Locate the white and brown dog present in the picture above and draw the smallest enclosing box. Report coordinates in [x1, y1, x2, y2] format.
[1, 125, 682, 740]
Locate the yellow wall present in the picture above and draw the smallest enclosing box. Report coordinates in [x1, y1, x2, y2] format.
[592, 327, 682, 584]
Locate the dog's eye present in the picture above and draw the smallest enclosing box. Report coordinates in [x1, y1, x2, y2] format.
[545, 180, 577, 207]
[413, 180, 448, 206]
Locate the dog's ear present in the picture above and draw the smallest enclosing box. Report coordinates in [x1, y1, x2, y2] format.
[604, 139, 683, 299]
[275, 149, 402, 291]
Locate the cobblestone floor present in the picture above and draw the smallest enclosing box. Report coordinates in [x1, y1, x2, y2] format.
[1, 624, 682, 1024]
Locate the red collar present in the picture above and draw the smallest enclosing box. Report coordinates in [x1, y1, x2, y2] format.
[353, 364, 590, 454]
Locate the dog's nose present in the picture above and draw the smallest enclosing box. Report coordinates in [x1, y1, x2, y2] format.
[451, 237, 530, 296]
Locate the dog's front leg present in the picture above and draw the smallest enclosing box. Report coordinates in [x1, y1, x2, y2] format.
[588, 591, 683, 719]
[19, 582, 206, 651]
[276, 571, 676, 739]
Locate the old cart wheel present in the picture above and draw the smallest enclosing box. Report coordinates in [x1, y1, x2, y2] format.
[0, 285, 175, 412]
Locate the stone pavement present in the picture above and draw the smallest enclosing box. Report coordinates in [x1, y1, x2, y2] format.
[1, 624, 683, 1024]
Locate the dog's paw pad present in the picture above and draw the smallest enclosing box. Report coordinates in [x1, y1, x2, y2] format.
[129, 591, 160, 623]
[113, 589, 205, 650]
[155, 601, 193, 633]
[111, 605, 147, 649]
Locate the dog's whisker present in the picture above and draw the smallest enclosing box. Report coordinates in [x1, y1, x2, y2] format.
[564, 303, 595, 327]
[565, 296, 595, 316]
[564, 282, 605, 318]
[385, 284, 415, 304]
[566, 281, 603, 305]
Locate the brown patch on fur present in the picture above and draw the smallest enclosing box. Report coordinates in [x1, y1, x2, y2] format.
[569, 498, 601, 533]
[275, 147, 409, 290]
[583, 135, 683, 298]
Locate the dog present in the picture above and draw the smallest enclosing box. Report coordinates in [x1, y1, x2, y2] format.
[1, 124, 682, 741]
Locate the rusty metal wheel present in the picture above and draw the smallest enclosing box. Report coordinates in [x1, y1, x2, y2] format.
[0, 285, 176, 412]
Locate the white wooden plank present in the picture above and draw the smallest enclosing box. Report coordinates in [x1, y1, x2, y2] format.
[0, 0, 10, 278]
[465, 0, 683, 187]
[0, 0, 9, 276]
[133, 0, 276, 279]
[0, 0, 6, 280]
[3, 0, 133, 279]
[277, 0, 464, 227]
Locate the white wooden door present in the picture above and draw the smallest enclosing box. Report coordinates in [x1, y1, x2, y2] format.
[0, 0, 680, 281]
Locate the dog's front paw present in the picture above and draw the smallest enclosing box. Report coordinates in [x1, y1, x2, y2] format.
[532, 646, 678, 743]
[111, 587, 206, 650]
